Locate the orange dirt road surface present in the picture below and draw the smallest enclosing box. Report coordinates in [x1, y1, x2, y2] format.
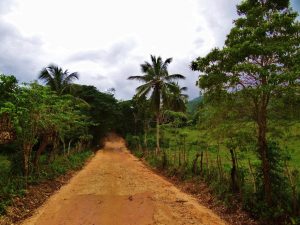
[21, 136, 228, 225]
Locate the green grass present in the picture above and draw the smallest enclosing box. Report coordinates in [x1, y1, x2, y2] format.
[134, 123, 300, 193]
[127, 122, 300, 223]
[160, 123, 300, 170]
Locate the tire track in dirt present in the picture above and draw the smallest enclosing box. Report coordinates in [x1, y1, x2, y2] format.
[21, 135, 228, 225]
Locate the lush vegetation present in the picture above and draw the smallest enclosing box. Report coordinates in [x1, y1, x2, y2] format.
[0, 65, 126, 214]
[126, 1, 300, 224]
[1, 0, 299, 224]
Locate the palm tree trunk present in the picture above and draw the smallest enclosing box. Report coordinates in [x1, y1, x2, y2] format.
[156, 113, 160, 154]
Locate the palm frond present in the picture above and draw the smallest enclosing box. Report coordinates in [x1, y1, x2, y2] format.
[38, 69, 52, 81]
[128, 75, 148, 82]
[136, 81, 153, 98]
[64, 72, 79, 83]
[141, 62, 152, 73]
[38, 64, 78, 94]
[164, 82, 178, 92]
[165, 74, 185, 81]
[162, 57, 173, 70]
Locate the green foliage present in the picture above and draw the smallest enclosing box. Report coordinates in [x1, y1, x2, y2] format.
[0, 150, 92, 214]
[187, 96, 203, 115]
[44, 150, 92, 178]
[128, 55, 187, 151]
[70, 84, 120, 144]
[190, 0, 300, 222]
[128, 55, 186, 114]
[128, 121, 300, 224]
[116, 100, 137, 135]
[0, 82, 91, 177]
[0, 74, 18, 104]
[163, 110, 187, 127]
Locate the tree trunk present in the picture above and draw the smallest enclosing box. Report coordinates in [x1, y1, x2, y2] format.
[68, 139, 72, 155]
[183, 137, 186, 164]
[47, 138, 58, 163]
[217, 144, 223, 180]
[205, 150, 209, 172]
[33, 135, 49, 169]
[230, 148, 238, 192]
[248, 158, 257, 193]
[192, 153, 200, 174]
[23, 142, 32, 181]
[200, 151, 203, 175]
[178, 150, 181, 166]
[62, 140, 66, 155]
[143, 123, 148, 152]
[156, 113, 160, 154]
[257, 105, 272, 205]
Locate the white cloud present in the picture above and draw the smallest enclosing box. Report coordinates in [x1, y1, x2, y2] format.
[2, 0, 296, 100]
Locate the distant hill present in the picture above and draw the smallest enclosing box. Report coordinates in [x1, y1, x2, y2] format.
[187, 96, 203, 115]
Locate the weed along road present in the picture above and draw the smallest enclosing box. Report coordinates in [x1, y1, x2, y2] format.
[21, 136, 227, 225]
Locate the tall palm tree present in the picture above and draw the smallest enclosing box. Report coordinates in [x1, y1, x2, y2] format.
[128, 55, 185, 152]
[38, 64, 79, 95]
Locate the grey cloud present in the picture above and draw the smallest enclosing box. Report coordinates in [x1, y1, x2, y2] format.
[196, 0, 300, 51]
[105, 62, 140, 100]
[75, 62, 139, 100]
[68, 40, 137, 67]
[110, 57, 200, 100]
[73, 54, 200, 100]
[0, 0, 16, 14]
[169, 57, 200, 100]
[195, 0, 240, 48]
[194, 37, 205, 48]
[0, 20, 45, 82]
[92, 57, 200, 100]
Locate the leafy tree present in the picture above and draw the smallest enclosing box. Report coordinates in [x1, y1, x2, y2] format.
[1, 83, 52, 178]
[191, 0, 300, 205]
[70, 84, 120, 144]
[0, 75, 18, 144]
[33, 94, 91, 168]
[38, 64, 79, 95]
[128, 55, 185, 152]
[0, 82, 91, 178]
[132, 95, 153, 148]
[0, 74, 18, 103]
[116, 100, 136, 135]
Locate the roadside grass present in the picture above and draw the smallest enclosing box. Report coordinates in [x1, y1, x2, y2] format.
[0, 150, 92, 214]
[159, 124, 299, 173]
[127, 123, 300, 223]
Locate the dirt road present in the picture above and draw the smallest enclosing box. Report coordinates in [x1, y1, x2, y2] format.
[21, 136, 228, 225]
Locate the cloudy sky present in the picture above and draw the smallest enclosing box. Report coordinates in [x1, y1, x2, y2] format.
[0, 0, 299, 100]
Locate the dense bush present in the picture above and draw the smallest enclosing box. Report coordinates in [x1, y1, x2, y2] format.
[0, 150, 92, 214]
